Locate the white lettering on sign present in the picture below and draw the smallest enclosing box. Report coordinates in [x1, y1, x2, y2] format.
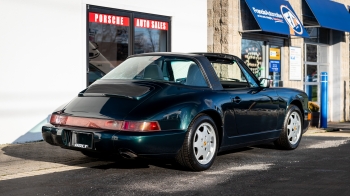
[252, 7, 283, 19]
[88, 12, 129, 26]
[134, 18, 168, 30]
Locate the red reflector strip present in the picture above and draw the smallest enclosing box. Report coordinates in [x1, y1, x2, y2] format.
[123, 121, 161, 132]
[50, 114, 123, 130]
[50, 114, 161, 132]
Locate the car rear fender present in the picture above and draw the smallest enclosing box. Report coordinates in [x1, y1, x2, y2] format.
[275, 88, 310, 132]
[200, 109, 224, 147]
[149, 100, 223, 131]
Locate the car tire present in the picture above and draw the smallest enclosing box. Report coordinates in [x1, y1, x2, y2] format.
[274, 104, 303, 150]
[175, 114, 218, 171]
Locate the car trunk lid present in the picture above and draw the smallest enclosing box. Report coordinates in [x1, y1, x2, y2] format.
[62, 80, 162, 120]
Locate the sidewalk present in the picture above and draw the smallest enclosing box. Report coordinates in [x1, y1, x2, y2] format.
[304, 121, 350, 137]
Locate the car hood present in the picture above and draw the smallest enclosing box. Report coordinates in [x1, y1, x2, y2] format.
[61, 80, 163, 120]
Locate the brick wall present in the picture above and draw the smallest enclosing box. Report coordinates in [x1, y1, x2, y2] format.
[284, 0, 304, 91]
[207, 0, 241, 55]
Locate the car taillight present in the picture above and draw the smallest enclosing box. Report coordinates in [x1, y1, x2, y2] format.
[50, 114, 68, 125]
[123, 121, 161, 131]
[49, 114, 161, 132]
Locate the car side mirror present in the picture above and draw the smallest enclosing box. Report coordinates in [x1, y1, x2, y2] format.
[259, 78, 270, 88]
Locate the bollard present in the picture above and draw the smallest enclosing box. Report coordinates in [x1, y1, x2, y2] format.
[320, 72, 328, 128]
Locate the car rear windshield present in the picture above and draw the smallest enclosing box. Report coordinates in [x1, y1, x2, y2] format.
[102, 56, 208, 87]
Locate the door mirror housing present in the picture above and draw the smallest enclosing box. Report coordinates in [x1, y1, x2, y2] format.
[259, 78, 270, 88]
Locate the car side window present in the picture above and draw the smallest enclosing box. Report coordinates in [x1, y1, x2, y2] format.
[170, 61, 208, 87]
[211, 61, 252, 89]
[236, 59, 259, 88]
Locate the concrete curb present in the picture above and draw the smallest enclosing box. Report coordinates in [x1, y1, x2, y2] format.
[304, 125, 350, 137]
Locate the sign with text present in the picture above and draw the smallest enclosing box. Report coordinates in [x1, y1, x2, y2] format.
[245, 0, 309, 38]
[134, 18, 168, 30]
[289, 47, 302, 80]
[89, 12, 129, 26]
[269, 48, 281, 60]
[269, 60, 281, 73]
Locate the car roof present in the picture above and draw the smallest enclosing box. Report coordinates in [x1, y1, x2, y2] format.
[128, 52, 239, 61]
[128, 52, 201, 58]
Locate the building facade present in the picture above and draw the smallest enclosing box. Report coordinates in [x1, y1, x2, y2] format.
[208, 0, 350, 122]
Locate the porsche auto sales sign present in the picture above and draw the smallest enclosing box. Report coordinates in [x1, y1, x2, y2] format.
[88, 12, 168, 31]
[89, 12, 129, 26]
[134, 18, 168, 30]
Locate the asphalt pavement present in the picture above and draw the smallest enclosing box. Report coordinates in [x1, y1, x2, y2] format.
[1, 122, 350, 195]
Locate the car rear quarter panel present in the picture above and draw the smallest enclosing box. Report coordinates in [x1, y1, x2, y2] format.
[274, 87, 310, 131]
[126, 85, 228, 132]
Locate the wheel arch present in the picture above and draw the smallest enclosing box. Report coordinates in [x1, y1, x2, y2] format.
[290, 99, 304, 120]
[200, 109, 223, 147]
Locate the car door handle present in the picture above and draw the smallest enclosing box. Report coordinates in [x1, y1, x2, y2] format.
[233, 96, 241, 104]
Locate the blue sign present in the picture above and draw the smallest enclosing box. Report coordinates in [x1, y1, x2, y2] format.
[245, 0, 309, 38]
[269, 60, 281, 73]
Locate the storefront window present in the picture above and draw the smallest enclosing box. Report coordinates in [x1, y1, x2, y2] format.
[87, 7, 171, 86]
[305, 27, 330, 44]
[306, 44, 317, 62]
[134, 18, 168, 54]
[241, 39, 264, 78]
[88, 12, 129, 85]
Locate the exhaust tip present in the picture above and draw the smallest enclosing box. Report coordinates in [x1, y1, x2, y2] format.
[119, 149, 138, 159]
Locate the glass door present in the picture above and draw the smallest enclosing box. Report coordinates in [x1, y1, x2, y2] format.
[304, 44, 329, 102]
[269, 45, 282, 87]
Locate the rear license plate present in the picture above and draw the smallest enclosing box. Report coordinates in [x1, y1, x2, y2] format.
[71, 132, 93, 149]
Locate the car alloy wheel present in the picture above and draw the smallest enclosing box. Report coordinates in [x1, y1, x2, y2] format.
[274, 104, 303, 150]
[287, 111, 301, 145]
[193, 122, 217, 165]
[175, 114, 218, 171]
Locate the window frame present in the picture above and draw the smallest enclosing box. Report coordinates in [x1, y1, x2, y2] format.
[86, 5, 171, 86]
[235, 58, 260, 88]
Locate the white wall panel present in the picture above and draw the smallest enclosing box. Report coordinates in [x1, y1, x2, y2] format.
[0, 0, 207, 144]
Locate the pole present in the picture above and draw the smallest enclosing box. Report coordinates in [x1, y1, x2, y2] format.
[320, 72, 328, 128]
[306, 75, 312, 101]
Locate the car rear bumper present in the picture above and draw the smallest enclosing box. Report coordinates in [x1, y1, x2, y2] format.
[42, 124, 186, 158]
